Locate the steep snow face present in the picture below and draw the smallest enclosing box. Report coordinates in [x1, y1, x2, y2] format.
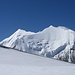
[0, 25, 75, 62]
[0, 29, 35, 48]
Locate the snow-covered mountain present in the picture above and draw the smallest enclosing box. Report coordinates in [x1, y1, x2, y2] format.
[0, 25, 75, 63]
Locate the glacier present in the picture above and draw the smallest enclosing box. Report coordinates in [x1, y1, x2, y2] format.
[0, 25, 75, 63]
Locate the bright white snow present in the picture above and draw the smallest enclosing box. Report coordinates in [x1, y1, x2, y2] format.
[0, 25, 75, 63]
[0, 47, 75, 75]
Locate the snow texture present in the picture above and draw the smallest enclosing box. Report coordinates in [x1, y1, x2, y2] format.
[0, 25, 75, 63]
[0, 47, 75, 75]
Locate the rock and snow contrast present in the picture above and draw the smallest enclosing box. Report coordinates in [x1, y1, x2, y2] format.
[0, 47, 75, 75]
[0, 25, 75, 63]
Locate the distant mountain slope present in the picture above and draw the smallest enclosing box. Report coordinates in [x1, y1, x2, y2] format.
[0, 25, 75, 63]
[0, 47, 75, 75]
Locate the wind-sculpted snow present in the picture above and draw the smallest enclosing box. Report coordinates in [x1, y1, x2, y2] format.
[0, 25, 75, 63]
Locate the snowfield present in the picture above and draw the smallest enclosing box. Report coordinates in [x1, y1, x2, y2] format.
[0, 47, 75, 75]
[1, 25, 75, 63]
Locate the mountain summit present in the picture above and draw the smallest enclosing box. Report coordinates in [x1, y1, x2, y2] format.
[0, 25, 75, 63]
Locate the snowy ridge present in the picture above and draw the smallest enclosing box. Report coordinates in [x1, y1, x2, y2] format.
[0, 29, 35, 48]
[0, 25, 75, 63]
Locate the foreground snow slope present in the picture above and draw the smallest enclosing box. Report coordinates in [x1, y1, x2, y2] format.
[0, 25, 75, 63]
[0, 47, 75, 75]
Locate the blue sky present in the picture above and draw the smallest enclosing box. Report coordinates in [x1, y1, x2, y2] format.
[0, 0, 75, 41]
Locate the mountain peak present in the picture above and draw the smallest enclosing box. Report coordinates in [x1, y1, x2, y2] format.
[17, 28, 24, 31]
[49, 25, 54, 28]
[16, 29, 26, 33]
[58, 26, 69, 30]
[0, 25, 75, 63]
[49, 25, 68, 29]
[15, 29, 35, 36]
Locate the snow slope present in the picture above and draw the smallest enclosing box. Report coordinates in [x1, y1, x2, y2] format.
[0, 47, 75, 75]
[0, 25, 75, 62]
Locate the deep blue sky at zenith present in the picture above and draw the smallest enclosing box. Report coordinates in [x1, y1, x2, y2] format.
[0, 0, 75, 41]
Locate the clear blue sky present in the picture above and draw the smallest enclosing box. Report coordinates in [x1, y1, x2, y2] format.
[0, 0, 75, 41]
